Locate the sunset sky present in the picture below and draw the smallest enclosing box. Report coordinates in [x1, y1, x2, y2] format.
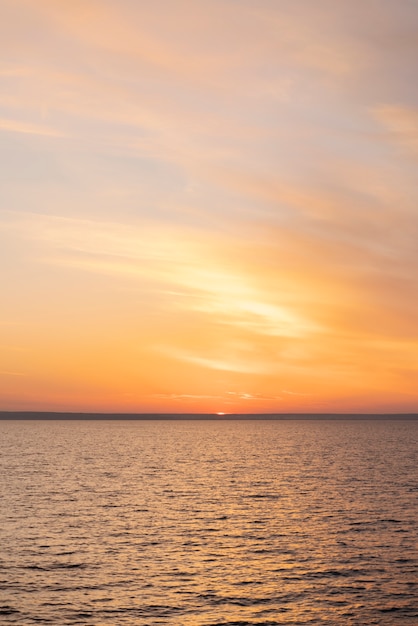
[1, 0, 418, 413]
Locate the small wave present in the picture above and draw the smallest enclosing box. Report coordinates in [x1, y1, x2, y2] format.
[0, 606, 20, 615]
[96, 604, 184, 618]
[68, 611, 93, 619]
[25, 562, 88, 571]
[197, 593, 273, 607]
[209, 621, 280, 626]
[246, 494, 281, 500]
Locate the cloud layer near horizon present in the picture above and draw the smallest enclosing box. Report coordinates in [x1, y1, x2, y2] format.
[1, 0, 418, 412]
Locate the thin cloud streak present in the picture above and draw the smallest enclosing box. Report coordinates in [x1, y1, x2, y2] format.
[0, 118, 65, 137]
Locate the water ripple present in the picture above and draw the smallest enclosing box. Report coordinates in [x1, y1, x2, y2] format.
[0, 419, 417, 625]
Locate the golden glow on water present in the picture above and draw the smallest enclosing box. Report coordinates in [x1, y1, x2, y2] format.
[1, 420, 417, 625]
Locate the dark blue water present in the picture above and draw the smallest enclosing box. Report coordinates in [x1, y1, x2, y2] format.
[0, 419, 417, 624]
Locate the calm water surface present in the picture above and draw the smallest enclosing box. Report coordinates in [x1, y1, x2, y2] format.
[0, 419, 417, 625]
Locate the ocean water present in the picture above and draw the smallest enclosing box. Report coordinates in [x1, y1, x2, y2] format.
[0, 419, 417, 625]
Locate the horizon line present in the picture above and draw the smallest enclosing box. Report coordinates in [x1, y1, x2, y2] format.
[1, 411, 418, 420]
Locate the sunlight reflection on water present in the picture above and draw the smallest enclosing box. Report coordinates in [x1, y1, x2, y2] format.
[0, 419, 417, 624]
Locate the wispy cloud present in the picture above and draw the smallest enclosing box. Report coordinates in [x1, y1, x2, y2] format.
[2, 211, 318, 342]
[0, 370, 26, 376]
[374, 105, 418, 156]
[152, 393, 223, 401]
[157, 346, 269, 375]
[0, 118, 65, 137]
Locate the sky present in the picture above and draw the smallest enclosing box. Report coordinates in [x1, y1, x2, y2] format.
[1, 0, 418, 413]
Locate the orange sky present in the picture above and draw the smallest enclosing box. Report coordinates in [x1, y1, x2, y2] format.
[1, 0, 418, 413]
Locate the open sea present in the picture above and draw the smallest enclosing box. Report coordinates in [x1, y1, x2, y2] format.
[0, 418, 417, 625]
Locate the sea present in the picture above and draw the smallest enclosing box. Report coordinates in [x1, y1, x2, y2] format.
[0, 418, 417, 625]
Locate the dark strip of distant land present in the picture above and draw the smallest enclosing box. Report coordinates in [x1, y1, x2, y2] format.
[1, 412, 418, 420]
